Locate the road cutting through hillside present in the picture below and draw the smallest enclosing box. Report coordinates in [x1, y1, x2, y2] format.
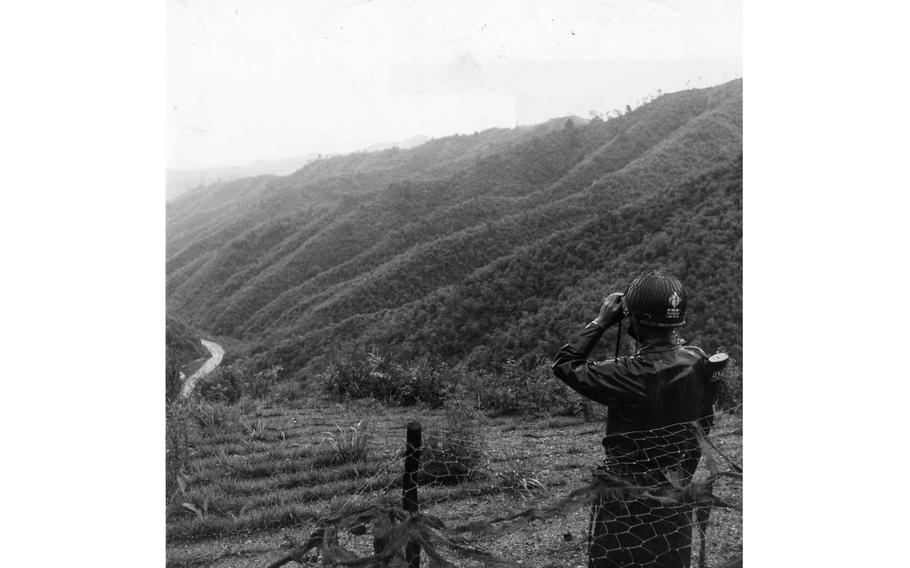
[181, 339, 224, 397]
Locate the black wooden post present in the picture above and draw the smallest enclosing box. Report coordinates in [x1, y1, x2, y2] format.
[403, 420, 422, 568]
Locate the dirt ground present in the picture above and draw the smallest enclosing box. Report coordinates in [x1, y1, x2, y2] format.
[166, 397, 742, 567]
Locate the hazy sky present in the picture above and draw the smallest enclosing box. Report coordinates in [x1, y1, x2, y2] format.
[167, 0, 741, 170]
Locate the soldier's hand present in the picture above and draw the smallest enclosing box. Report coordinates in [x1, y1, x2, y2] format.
[594, 292, 624, 328]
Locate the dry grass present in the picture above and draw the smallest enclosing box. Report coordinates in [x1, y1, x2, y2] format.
[165, 398, 742, 567]
[313, 419, 373, 466]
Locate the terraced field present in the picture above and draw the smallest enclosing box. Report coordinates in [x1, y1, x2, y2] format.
[166, 397, 742, 567]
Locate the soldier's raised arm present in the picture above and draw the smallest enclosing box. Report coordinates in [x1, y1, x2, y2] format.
[551, 292, 644, 406]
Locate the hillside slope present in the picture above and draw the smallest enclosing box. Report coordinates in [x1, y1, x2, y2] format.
[166, 79, 742, 376]
[165, 317, 207, 367]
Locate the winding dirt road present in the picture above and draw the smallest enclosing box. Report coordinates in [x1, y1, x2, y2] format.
[181, 339, 224, 397]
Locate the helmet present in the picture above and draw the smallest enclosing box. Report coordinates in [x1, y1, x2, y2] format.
[621, 270, 687, 327]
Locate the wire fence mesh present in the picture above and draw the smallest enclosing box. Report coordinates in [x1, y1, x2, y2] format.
[263, 404, 742, 568]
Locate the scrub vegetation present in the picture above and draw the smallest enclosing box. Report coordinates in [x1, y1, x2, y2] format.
[165, 387, 742, 567]
[166, 317, 208, 370]
[167, 80, 743, 383]
[165, 80, 743, 566]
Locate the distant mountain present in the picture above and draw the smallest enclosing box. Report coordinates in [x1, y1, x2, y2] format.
[167, 80, 742, 378]
[166, 154, 318, 202]
[363, 135, 431, 153]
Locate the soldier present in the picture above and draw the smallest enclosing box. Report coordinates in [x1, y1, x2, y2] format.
[552, 270, 725, 568]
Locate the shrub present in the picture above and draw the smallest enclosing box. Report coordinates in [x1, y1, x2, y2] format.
[395, 358, 459, 408]
[320, 351, 459, 408]
[196, 365, 242, 404]
[270, 378, 309, 403]
[242, 365, 283, 399]
[716, 358, 743, 410]
[419, 387, 487, 484]
[196, 363, 285, 403]
[467, 357, 585, 416]
[319, 351, 597, 415]
[319, 352, 381, 401]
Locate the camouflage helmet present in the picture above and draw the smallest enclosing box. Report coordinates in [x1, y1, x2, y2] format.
[621, 270, 687, 327]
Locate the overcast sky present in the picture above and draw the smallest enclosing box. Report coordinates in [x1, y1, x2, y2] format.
[167, 0, 741, 170]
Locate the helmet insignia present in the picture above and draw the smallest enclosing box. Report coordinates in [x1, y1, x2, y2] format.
[666, 291, 681, 319]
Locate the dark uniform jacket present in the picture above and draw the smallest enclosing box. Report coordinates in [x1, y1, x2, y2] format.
[552, 320, 720, 479]
[552, 320, 722, 568]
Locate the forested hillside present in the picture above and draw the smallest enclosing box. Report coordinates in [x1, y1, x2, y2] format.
[165, 316, 206, 367]
[166, 79, 742, 379]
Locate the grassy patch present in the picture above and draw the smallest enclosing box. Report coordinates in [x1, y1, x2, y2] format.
[166, 396, 742, 567]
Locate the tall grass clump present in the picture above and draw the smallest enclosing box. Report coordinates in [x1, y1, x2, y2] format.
[495, 446, 547, 498]
[188, 399, 241, 433]
[314, 420, 373, 466]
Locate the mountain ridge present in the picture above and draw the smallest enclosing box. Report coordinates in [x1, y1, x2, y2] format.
[166, 154, 319, 202]
[166, 79, 742, 377]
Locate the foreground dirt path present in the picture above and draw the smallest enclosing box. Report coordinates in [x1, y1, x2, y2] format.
[181, 339, 224, 397]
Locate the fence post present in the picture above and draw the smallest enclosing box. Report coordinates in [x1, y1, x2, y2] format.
[403, 420, 422, 568]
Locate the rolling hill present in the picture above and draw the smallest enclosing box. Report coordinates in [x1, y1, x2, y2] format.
[166, 79, 742, 379]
